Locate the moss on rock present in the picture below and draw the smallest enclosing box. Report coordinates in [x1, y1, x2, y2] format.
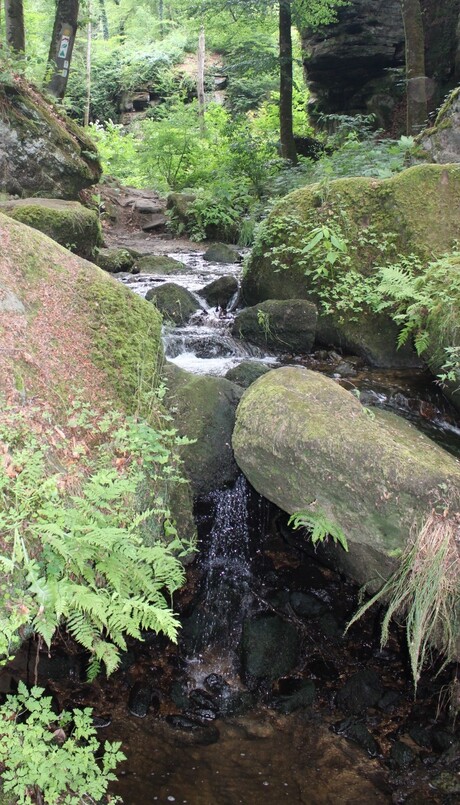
[0, 199, 102, 259]
[163, 362, 243, 495]
[135, 255, 187, 274]
[232, 299, 318, 354]
[244, 164, 460, 305]
[0, 77, 101, 198]
[145, 283, 201, 326]
[232, 366, 460, 585]
[242, 164, 460, 367]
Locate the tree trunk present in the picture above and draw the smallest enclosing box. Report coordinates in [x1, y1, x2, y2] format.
[4, 0, 25, 54]
[197, 26, 206, 135]
[159, 0, 164, 38]
[279, 0, 297, 164]
[45, 0, 79, 100]
[401, 0, 427, 134]
[84, 1, 92, 126]
[98, 0, 109, 40]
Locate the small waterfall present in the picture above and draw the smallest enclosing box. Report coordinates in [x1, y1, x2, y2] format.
[186, 476, 259, 673]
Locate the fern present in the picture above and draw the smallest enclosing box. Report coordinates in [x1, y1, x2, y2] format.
[0, 405, 194, 677]
[288, 508, 349, 551]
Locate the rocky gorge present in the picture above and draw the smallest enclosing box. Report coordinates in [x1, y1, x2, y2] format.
[0, 71, 460, 805]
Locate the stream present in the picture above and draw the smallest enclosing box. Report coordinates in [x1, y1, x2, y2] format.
[5, 250, 460, 805]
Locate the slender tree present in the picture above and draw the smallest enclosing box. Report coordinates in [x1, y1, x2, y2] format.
[98, 0, 109, 39]
[45, 0, 80, 100]
[4, 0, 25, 54]
[84, 0, 92, 126]
[197, 25, 206, 133]
[279, 0, 297, 163]
[400, 0, 427, 134]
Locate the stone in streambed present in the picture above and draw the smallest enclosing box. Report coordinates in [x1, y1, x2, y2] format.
[225, 361, 272, 389]
[134, 254, 186, 274]
[198, 275, 238, 309]
[232, 366, 460, 603]
[333, 718, 380, 757]
[336, 669, 383, 715]
[241, 614, 300, 681]
[203, 243, 242, 264]
[163, 362, 243, 495]
[145, 282, 201, 326]
[95, 247, 135, 273]
[232, 299, 317, 353]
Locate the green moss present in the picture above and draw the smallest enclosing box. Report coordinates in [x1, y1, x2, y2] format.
[244, 164, 460, 306]
[2, 201, 102, 259]
[79, 271, 164, 417]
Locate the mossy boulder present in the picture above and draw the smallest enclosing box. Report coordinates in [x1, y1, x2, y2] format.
[0, 77, 101, 198]
[0, 211, 162, 412]
[163, 362, 243, 496]
[232, 299, 317, 354]
[420, 254, 460, 411]
[0, 211, 195, 550]
[203, 243, 241, 264]
[145, 283, 201, 326]
[225, 360, 272, 389]
[417, 87, 460, 164]
[96, 247, 135, 273]
[232, 367, 460, 588]
[316, 310, 422, 368]
[135, 254, 186, 274]
[198, 275, 238, 310]
[0, 199, 102, 260]
[242, 164, 460, 366]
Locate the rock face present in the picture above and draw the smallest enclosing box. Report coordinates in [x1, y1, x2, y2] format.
[418, 87, 460, 163]
[232, 367, 460, 585]
[0, 199, 102, 259]
[302, 0, 405, 128]
[302, 0, 460, 129]
[242, 164, 460, 367]
[232, 299, 318, 354]
[0, 78, 101, 198]
[164, 363, 243, 496]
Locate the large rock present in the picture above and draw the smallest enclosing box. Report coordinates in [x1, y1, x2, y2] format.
[163, 363, 243, 496]
[198, 275, 238, 309]
[0, 199, 102, 259]
[301, 0, 405, 128]
[0, 77, 101, 198]
[135, 254, 186, 274]
[418, 87, 460, 163]
[242, 164, 460, 367]
[0, 212, 195, 545]
[145, 283, 201, 326]
[232, 299, 318, 354]
[232, 367, 460, 585]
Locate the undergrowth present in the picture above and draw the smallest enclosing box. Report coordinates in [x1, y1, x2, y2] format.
[0, 400, 194, 680]
[0, 682, 124, 804]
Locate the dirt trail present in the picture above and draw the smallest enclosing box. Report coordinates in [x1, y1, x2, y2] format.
[93, 180, 205, 255]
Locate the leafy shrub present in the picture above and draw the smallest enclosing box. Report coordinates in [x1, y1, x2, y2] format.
[0, 682, 124, 804]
